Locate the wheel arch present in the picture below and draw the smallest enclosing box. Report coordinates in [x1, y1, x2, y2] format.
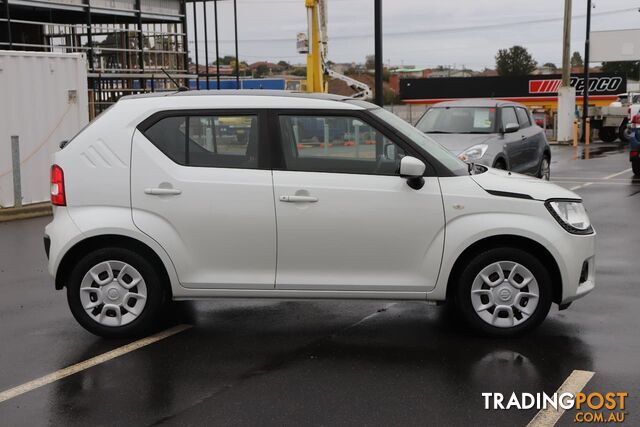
[55, 234, 173, 299]
[445, 234, 563, 304]
[492, 154, 508, 169]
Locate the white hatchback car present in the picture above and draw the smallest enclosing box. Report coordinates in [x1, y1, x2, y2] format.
[45, 91, 595, 338]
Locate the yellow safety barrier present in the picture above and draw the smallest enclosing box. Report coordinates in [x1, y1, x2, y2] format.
[585, 118, 590, 145]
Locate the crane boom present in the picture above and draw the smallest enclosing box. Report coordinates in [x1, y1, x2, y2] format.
[303, 0, 371, 99]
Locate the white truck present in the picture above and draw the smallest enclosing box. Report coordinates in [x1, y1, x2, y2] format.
[587, 104, 630, 143]
[585, 92, 639, 143]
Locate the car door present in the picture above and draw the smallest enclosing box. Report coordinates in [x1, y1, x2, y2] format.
[131, 110, 277, 289]
[500, 106, 528, 172]
[271, 111, 445, 293]
[515, 107, 540, 174]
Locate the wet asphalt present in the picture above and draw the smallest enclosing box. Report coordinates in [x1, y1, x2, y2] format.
[0, 143, 638, 426]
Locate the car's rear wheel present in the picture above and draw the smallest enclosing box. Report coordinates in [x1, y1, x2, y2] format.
[454, 247, 553, 336]
[633, 159, 640, 176]
[66, 247, 166, 338]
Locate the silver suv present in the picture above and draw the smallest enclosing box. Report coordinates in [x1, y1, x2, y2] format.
[416, 99, 551, 180]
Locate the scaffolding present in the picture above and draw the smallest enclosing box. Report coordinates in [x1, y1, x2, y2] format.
[0, 0, 195, 117]
[1, 0, 246, 118]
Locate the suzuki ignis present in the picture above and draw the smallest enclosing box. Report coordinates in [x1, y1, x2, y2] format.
[44, 91, 595, 338]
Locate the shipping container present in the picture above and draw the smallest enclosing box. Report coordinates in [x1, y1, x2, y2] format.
[0, 50, 88, 208]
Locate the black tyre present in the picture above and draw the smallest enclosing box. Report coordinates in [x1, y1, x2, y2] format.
[454, 247, 553, 336]
[66, 247, 167, 338]
[619, 120, 630, 143]
[598, 127, 617, 143]
[537, 155, 551, 180]
[493, 159, 507, 170]
[633, 159, 640, 176]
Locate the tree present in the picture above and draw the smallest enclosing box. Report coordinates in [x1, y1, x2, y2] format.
[365, 55, 375, 70]
[254, 64, 269, 78]
[543, 62, 558, 71]
[571, 51, 584, 68]
[290, 67, 307, 77]
[277, 60, 291, 70]
[495, 46, 537, 76]
[602, 61, 640, 79]
[216, 55, 237, 65]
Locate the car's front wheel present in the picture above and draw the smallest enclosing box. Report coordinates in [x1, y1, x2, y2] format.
[66, 247, 167, 338]
[454, 247, 553, 336]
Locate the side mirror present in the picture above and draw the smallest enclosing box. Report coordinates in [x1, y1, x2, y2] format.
[503, 123, 519, 133]
[399, 156, 426, 190]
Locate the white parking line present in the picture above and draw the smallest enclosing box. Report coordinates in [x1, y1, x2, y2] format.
[566, 167, 633, 192]
[526, 370, 595, 427]
[601, 168, 632, 180]
[0, 324, 192, 404]
[570, 182, 593, 191]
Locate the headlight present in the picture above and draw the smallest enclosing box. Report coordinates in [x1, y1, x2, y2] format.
[545, 199, 593, 234]
[458, 144, 488, 162]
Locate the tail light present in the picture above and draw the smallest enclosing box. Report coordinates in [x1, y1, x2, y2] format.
[632, 114, 640, 125]
[50, 164, 66, 206]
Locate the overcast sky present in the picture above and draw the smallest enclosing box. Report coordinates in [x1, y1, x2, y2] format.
[186, 0, 640, 69]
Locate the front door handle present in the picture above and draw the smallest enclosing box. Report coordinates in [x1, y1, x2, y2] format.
[144, 188, 182, 196]
[279, 195, 319, 203]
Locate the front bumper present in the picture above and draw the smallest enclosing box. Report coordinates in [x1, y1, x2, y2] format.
[556, 231, 596, 305]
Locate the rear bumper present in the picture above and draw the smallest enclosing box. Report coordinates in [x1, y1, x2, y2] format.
[44, 206, 83, 282]
[43, 236, 51, 260]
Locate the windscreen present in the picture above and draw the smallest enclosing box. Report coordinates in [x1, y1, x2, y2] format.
[416, 107, 496, 134]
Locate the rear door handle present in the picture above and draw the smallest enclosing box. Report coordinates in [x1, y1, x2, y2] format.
[144, 188, 182, 195]
[279, 195, 319, 203]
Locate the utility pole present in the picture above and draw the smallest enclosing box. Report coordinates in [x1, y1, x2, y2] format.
[213, 0, 220, 89]
[203, 1, 210, 89]
[561, 0, 572, 87]
[193, 1, 199, 89]
[374, 0, 383, 106]
[233, 0, 240, 87]
[557, 0, 575, 143]
[581, 0, 592, 142]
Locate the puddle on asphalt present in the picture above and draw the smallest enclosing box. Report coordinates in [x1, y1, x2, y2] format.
[570, 143, 627, 160]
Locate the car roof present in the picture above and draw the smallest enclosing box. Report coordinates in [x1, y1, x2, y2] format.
[430, 98, 524, 108]
[120, 90, 376, 110]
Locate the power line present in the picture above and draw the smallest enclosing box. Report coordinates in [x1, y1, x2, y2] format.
[187, 6, 637, 44]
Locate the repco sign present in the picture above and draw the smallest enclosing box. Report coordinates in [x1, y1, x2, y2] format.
[529, 76, 623, 95]
[399, 73, 627, 103]
[571, 76, 623, 94]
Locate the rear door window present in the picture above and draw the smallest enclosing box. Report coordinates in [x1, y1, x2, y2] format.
[141, 114, 259, 168]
